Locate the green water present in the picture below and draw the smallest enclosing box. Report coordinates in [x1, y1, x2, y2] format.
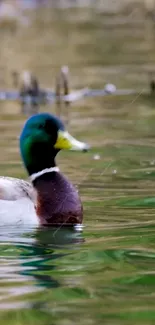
[1, 5, 155, 325]
[2, 133, 155, 325]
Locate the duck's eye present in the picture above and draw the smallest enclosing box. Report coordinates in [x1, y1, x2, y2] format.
[45, 120, 55, 134]
[39, 124, 45, 129]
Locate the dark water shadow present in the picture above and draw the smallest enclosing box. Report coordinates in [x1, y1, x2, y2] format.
[0, 225, 85, 308]
[19, 226, 85, 288]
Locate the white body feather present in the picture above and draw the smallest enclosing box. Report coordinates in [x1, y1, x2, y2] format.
[0, 177, 38, 225]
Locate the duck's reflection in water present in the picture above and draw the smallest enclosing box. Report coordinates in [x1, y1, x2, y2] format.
[0, 225, 84, 309]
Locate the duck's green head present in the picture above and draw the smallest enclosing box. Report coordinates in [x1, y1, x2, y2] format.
[20, 113, 90, 176]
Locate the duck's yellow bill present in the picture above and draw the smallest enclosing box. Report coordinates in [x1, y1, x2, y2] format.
[54, 130, 90, 152]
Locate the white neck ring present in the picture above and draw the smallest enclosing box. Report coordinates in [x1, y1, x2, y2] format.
[30, 167, 60, 182]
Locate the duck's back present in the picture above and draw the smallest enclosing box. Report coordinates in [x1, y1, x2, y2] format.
[33, 172, 83, 225]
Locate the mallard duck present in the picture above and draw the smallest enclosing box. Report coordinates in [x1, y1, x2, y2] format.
[0, 113, 90, 226]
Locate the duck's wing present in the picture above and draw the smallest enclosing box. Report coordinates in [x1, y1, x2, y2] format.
[0, 177, 35, 202]
[0, 177, 38, 225]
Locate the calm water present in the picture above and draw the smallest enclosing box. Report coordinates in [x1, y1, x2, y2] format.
[2, 6, 155, 325]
